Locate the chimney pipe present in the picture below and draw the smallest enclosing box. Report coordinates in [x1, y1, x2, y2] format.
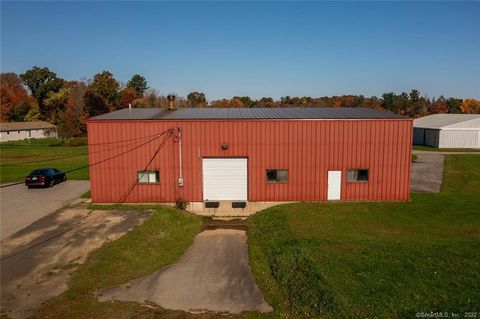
[167, 94, 175, 110]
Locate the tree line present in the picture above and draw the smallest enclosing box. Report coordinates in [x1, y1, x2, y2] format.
[1, 66, 479, 138]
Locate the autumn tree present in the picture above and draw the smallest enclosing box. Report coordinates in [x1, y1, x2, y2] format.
[84, 89, 108, 116]
[256, 97, 275, 108]
[43, 87, 69, 124]
[89, 71, 120, 111]
[235, 96, 254, 108]
[430, 96, 448, 114]
[127, 74, 148, 97]
[0, 73, 38, 121]
[187, 91, 207, 108]
[446, 98, 462, 114]
[60, 81, 88, 138]
[19, 66, 64, 118]
[119, 87, 138, 109]
[461, 99, 480, 114]
[132, 89, 165, 108]
[210, 99, 230, 108]
[230, 97, 245, 108]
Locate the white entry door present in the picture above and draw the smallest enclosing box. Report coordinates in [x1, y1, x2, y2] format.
[327, 170, 342, 200]
[202, 158, 248, 201]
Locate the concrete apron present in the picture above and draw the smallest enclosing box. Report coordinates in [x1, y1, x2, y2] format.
[188, 201, 288, 217]
[98, 229, 273, 314]
[90, 201, 289, 217]
[410, 154, 445, 193]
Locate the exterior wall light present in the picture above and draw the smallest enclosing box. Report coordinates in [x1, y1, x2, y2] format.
[221, 144, 229, 150]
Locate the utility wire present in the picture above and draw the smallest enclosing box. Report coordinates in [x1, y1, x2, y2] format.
[0, 129, 173, 188]
[63, 131, 170, 174]
[0, 132, 166, 148]
[2, 135, 163, 166]
[86, 132, 167, 146]
[118, 130, 173, 203]
[0, 129, 176, 261]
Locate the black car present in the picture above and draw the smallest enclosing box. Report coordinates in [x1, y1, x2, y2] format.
[25, 168, 67, 188]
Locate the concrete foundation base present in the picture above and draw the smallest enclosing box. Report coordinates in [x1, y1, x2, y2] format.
[188, 201, 288, 217]
[90, 201, 289, 217]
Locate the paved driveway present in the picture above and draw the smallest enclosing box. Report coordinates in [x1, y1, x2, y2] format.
[1, 206, 151, 319]
[411, 154, 445, 193]
[0, 180, 90, 240]
[99, 229, 272, 314]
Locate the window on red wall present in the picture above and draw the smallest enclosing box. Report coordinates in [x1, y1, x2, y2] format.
[137, 170, 160, 184]
[266, 169, 288, 183]
[347, 169, 369, 182]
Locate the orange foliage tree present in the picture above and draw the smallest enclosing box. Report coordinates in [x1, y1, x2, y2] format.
[0, 73, 38, 121]
[460, 99, 480, 114]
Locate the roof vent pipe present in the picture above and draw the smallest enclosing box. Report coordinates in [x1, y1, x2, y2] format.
[167, 94, 175, 110]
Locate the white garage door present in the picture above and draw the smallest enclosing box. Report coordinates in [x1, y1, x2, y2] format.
[202, 158, 248, 201]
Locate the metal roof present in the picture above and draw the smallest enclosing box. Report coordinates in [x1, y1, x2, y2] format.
[0, 121, 56, 132]
[90, 108, 171, 120]
[413, 114, 480, 129]
[90, 107, 406, 121]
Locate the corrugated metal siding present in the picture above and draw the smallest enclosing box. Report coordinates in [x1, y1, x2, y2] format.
[446, 118, 480, 129]
[87, 119, 412, 203]
[424, 129, 440, 147]
[439, 130, 480, 148]
[414, 114, 480, 129]
[413, 128, 425, 145]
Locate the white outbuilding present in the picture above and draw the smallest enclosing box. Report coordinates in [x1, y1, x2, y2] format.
[413, 114, 480, 148]
[0, 121, 57, 142]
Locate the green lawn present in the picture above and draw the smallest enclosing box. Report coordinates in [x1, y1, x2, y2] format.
[36, 206, 211, 319]
[413, 145, 480, 152]
[247, 155, 480, 318]
[0, 138, 89, 183]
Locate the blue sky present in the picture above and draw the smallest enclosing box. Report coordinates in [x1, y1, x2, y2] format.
[1, 1, 479, 100]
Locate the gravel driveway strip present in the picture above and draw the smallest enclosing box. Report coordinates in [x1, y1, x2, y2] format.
[98, 228, 273, 314]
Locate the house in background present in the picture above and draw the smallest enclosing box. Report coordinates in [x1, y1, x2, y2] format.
[87, 102, 413, 214]
[413, 114, 480, 148]
[0, 121, 57, 142]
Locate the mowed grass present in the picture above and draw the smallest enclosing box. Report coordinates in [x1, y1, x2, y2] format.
[35, 205, 209, 319]
[0, 138, 89, 183]
[413, 145, 480, 152]
[247, 155, 480, 318]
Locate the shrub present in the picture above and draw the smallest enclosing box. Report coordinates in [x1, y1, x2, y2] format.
[63, 137, 88, 147]
[175, 198, 188, 210]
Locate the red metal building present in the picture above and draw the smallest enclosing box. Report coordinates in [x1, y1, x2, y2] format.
[87, 107, 412, 205]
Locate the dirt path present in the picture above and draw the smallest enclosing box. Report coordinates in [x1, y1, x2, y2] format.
[0, 205, 151, 319]
[410, 154, 445, 193]
[98, 229, 272, 314]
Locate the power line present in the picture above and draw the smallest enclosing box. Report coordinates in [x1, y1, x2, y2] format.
[0, 132, 168, 153]
[2, 134, 164, 166]
[118, 130, 173, 203]
[0, 130, 177, 261]
[2, 133, 167, 166]
[0, 128, 174, 188]
[63, 130, 172, 174]
[85, 132, 166, 146]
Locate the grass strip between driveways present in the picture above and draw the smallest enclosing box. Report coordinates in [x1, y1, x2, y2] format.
[412, 145, 480, 152]
[0, 138, 89, 183]
[246, 155, 480, 318]
[35, 205, 205, 319]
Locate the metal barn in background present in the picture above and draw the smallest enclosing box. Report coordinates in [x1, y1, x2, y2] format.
[87, 106, 413, 214]
[413, 114, 480, 148]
